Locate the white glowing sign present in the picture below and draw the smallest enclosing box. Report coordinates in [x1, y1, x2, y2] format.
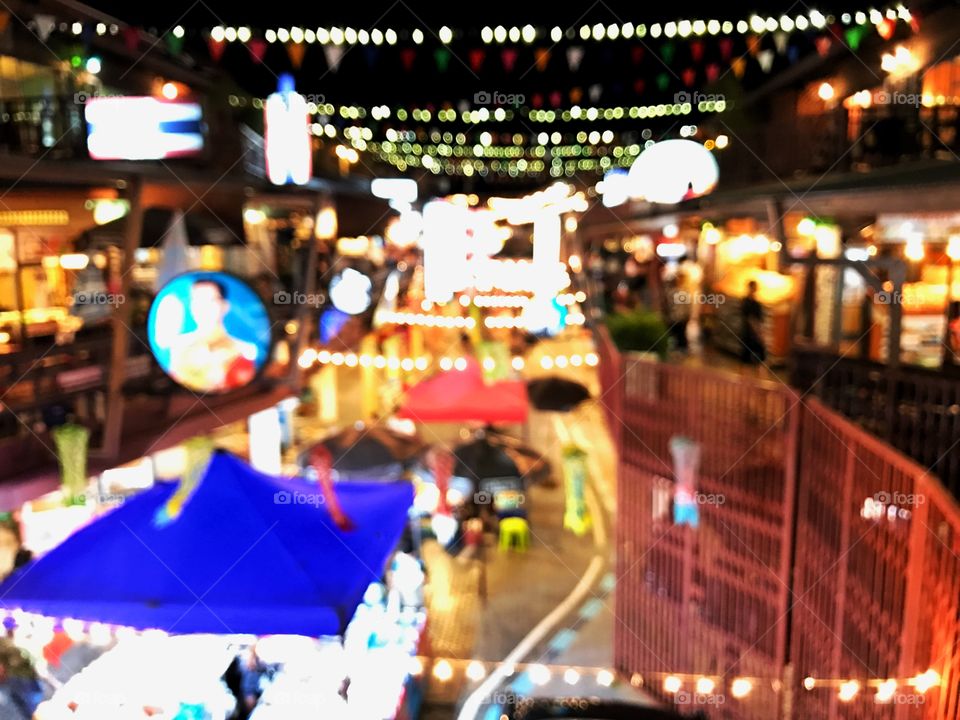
[264, 75, 312, 185]
[86, 97, 204, 160]
[371, 178, 418, 204]
[628, 139, 719, 204]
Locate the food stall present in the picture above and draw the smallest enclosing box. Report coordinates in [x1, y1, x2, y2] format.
[711, 267, 797, 364]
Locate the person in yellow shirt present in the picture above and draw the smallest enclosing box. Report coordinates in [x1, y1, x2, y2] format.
[168, 278, 258, 393]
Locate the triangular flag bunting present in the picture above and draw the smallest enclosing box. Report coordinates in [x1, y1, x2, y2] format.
[434, 48, 450, 72]
[248, 38, 267, 63]
[845, 25, 866, 51]
[758, 49, 775, 73]
[682, 68, 696, 87]
[588, 84, 602, 102]
[656, 73, 670, 91]
[208, 37, 225, 62]
[501, 48, 517, 72]
[569, 87, 583, 104]
[34, 14, 55, 42]
[324, 45, 344, 72]
[400, 48, 415, 71]
[535, 48, 550, 71]
[731, 57, 747, 78]
[166, 31, 185, 56]
[286, 42, 306, 69]
[567, 46, 584, 71]
[469, 48, 485, 72]
[531, 93, 543, 108]
[746, 35, 761, 56]
[815, 35, 833, 57]
[124, 27, 140, 53]
[661, 42, 675, 64]
[705, 63, 720, 83]
[719, 37, 733, 60]
[773, 32, 789, 54]
[549, 91, 562, 107]
[690, 40, 704, 62]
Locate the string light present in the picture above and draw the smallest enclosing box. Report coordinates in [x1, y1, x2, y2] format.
[838, 680, 860, 702]
[875, 679, 897, 703]
[166, 11, 911, 47]
[433, 659, 454, 682]
[731, 677, 753, 698]
[695, 677, 715, 694]
[466, 660, 487, 681]
[663, 676, 683, 694]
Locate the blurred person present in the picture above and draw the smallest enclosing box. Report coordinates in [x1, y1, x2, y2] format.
[168, 278, 258, 392]
[740, 280, 766, 367]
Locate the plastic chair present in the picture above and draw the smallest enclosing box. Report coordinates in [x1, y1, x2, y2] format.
[498, 516, 530, 552]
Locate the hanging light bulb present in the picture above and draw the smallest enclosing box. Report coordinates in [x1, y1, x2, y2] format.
[838, 680, 860, 702]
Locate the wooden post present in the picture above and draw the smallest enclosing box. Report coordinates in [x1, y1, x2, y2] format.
[360, 335, 378, 420]
[99, 177, 143, 459]
[287, 198, 321, 386]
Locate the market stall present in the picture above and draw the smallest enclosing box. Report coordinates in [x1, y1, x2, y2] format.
[711, 267, 796, 364]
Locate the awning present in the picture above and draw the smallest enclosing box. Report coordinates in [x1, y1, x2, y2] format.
[0, 451, 413, 636]
[396, 359, 529, 424]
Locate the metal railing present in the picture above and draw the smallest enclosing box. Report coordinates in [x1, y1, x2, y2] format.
[598, 328, 960, 719]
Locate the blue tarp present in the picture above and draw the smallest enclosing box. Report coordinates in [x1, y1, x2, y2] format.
[0, 451, 413, 637]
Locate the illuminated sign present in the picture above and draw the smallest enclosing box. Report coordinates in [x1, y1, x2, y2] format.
[148, 272, 272, 394]
[329, 268, 373, 315]
[86, 97, 204, 160]
[264, 74, 312, 185]
[628, 139, 719, 204]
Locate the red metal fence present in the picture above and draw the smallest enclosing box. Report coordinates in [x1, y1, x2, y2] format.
[597, 329, 960, 720]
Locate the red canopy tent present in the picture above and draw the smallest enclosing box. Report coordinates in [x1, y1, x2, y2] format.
[396, 359, 528, 424]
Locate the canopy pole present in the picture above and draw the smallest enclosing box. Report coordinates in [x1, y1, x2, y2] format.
[99, 176, 143, 459]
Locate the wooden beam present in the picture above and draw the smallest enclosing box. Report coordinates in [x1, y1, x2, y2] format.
[98, 177, 143, 459]
[287, 197, 322, 386]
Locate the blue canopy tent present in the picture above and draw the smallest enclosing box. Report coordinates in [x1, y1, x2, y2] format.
[0, 452, 413, 637]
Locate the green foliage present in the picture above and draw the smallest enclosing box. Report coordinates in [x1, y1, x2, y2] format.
[605, 310, 670, 358]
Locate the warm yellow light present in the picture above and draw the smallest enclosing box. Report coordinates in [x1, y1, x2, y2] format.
[432, 659, 453, 682]
[838, 680, 860, 702]
[597, 669, 615, 687]
[695, 677, 715, 694]
[803, 676, 816, 690]
[465, 661, 486, 681]
[564, 216, 578, 233]
[511, 356, 525, 370]
[564, 668, 580, 685]
[818, 82, 835, 101]
[59, 253, 90, 270]
[911, 669, 940, 693]
[161, 82, 178, 100]
[663, 675, 682, 694]
[875, 679, 897, 703]
[797, 217, 816, 236]
[947, 235, 960, 261]
[703, 226, 722, 245]
[905, 234, 925, 262]
[731, 678, 753, 698]
[243, 207, 267, 225]
[540, 356, 554, 370]
[315, 206, 338, 240]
